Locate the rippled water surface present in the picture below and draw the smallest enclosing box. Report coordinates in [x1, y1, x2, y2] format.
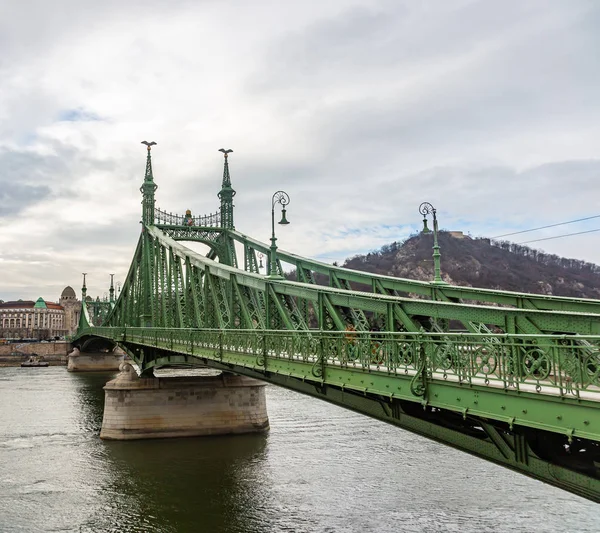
[0, 367, 598, 532]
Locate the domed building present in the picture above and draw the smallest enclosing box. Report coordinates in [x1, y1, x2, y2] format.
[0, 287, 82, 340]
[59, 286, 81, 335]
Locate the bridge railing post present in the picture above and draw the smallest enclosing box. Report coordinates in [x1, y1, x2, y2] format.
[219, 330, 224, 362]
[573, 340, 584, 399]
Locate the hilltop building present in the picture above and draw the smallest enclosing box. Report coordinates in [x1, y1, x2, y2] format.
[0, 286, 82, 339]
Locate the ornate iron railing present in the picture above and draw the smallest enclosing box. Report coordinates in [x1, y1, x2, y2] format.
[154, 207, 221, 227]
[80, 328, 600, 401]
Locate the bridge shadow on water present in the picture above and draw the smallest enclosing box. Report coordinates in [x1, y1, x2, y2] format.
[93, 434, 270, 533]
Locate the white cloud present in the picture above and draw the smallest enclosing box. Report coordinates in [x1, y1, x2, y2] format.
[1, 0, 600, 301]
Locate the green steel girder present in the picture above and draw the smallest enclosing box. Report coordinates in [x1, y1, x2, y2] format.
[330, 271, 371, 331]
[96, 224, 600, 358]
[231, 230, 600, 316]
[244, 246, 262, 274]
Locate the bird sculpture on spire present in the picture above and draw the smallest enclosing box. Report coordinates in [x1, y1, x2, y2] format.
[141, 141, 157, 151]
[219, 148, 233, 158]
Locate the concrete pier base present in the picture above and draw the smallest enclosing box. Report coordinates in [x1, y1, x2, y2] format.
[100, 363, 269, 440]
[67, 348, 124, 372]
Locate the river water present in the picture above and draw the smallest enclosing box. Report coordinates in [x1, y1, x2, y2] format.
[0, 367, 598, 532]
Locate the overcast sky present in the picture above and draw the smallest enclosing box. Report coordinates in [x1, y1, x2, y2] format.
[1, 0, 600, 302]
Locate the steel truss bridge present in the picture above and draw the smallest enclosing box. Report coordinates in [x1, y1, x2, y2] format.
[74, 146, 600, 502]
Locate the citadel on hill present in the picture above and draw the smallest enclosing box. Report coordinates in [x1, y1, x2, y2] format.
[0, 286, 82, 339]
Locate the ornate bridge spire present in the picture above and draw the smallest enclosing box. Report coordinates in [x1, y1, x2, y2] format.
[140, 141, 158, 225]
[218, 148, 236, 229]
[109, 274, 115, 303]
[81, 272, 87, 301]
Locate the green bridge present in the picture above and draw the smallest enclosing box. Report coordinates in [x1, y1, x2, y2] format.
[74, 144, 600, 503]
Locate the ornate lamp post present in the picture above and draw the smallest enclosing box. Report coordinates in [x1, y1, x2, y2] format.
[419, 202, 444, 284]
[269, 191, 290, 278]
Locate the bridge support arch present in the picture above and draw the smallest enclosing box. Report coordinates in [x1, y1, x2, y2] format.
[99, 363, 269, 440]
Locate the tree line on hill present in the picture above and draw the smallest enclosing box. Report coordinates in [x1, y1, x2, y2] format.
[289, 231, 600, 299]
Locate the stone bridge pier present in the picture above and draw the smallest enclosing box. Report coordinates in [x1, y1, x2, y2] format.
[99, 363, 269, 440]
[67, 346, 124, 372]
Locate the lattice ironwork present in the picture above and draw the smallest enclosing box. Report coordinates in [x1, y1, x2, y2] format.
[154, 207, 221, 227]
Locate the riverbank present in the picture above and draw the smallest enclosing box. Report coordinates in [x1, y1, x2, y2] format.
[0, 341, 71, 367]
[0, 353, 67, 367]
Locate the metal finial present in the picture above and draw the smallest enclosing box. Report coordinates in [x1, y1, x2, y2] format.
[141, 141, 157, 151]
[219, 148, 233, 158]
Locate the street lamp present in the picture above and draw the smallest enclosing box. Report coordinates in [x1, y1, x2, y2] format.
[269, 191, 290, 278]
[419, 202, 445, 284]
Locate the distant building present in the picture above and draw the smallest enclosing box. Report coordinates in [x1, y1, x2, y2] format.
[448, 231, 470, 239]
[0, 286, 81, 339]
[59, 286, 81, 335]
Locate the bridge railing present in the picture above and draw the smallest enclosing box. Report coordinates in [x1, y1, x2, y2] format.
[154, 207, 221, 227]
[80, 327, 600, 400]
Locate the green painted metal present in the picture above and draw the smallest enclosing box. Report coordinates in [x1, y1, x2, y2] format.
[269, 191, 290, 278]
[217, 149, 235, 230]
[73, 145, 600, 502]
[419, 202, 445, 284]
[140, 142, 158, 226]
[231, 230, 600, 315]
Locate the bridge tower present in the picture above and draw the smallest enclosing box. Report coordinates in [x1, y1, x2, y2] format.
[140, 141, 158, 225]
[216, 149, 238, 267]
[140, 141, 158, 328]
[68, 273, 124, 372]
[218, 148, 235, 229]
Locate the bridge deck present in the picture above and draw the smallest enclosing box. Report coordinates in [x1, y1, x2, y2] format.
[77, 327, 600, 444]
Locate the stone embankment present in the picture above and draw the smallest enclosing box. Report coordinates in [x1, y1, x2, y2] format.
[0, 341, 71, 367]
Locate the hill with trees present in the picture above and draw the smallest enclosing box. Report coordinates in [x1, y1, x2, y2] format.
[328, 232, 600, 299]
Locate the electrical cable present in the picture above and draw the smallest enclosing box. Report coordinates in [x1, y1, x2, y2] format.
[491, 215, 600, 239]
[518, 228, 600, 244]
